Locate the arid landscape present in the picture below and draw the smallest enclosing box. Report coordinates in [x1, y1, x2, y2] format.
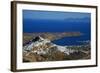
[22, 10, 91, 62]
[23, 32, 91, 62]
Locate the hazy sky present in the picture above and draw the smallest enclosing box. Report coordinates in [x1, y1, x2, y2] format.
[23, 10, 90, 20]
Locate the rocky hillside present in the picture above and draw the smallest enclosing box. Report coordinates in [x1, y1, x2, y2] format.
[23, 32, 82, 45]
[23, 36, 90, 62]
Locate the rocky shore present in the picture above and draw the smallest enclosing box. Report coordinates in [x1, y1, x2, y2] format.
[23, 32, 82, 45]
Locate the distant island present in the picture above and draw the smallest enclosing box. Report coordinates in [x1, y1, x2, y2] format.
[22, 10, 91, 62]
[23, 32, 82, 45]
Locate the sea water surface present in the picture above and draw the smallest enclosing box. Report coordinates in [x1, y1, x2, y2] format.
[23, 10, 91, 46]
[52, 35, 90, 46]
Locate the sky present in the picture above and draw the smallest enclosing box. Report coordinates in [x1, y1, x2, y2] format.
[23, 10, 91, 33]
[23, 10, 90, 21]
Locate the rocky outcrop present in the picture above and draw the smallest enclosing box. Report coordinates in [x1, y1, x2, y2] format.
[23, 36, 90, 62]
[23, 32, 82, 45]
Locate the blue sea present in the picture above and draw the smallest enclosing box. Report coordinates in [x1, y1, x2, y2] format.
[52, 36, 90, 46]
[23, 10, 91, 46]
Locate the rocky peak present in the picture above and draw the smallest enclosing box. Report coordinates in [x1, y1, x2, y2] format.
[32, 36, 44, 42]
